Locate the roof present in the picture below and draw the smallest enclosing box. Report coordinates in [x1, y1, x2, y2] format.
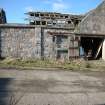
[75, 0, 105, 36]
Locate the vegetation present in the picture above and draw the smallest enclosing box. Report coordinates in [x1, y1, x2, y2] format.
[0, 57, 105, 71]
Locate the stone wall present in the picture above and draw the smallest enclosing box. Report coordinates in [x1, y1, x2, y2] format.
[43, 28, 55, 59]
[43, 28, 79, 60]
[0, 27, 41, 59]
[0, 26, 80, 60]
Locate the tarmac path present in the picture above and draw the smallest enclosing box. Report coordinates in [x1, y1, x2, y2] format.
[0, 69, 105, 105]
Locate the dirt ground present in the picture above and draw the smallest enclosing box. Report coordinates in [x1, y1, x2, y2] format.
[0, 69, 105, 105]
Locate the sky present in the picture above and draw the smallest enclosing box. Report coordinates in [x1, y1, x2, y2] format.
[0, 0, 103, 23]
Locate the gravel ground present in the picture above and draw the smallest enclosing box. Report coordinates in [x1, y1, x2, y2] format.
[0, 69, 105, 105]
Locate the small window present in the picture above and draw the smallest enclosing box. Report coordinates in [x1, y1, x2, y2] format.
[36, 21, 40, 25]
[53, 36, 55, 42]
[35, 13, 39, 17]
[30, 13, 34, 16]
[55, 15, 59, 17]
[65, 16, 68, 18]
[45, 14, 49, 17]
[30, 22, 34, 25]
[68, 21, 71, 24]
[60, 15, 64, 18]
[42, 21, 46, 25]
[40, 14, 44, 16]
[50, 14, 54, 17]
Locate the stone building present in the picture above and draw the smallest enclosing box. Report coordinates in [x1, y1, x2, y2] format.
[75, 0, 105, 60]
[0, 1, 105, 60]
[25, 12, 83, 27]
[0, 8, 6, 24]
[0, 11, 84, 60]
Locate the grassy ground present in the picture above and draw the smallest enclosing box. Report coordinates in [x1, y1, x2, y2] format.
[0, 57, 105, 71]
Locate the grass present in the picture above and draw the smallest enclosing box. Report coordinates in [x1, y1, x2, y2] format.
[0, 57, 105, 71]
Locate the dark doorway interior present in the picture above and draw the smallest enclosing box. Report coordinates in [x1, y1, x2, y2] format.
[81, 37, 103, 60]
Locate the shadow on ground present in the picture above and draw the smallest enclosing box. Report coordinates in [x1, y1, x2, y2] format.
[0, 78, 13, 105]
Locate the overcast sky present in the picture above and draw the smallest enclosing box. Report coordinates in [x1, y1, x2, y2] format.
[0, 0, 103, 23]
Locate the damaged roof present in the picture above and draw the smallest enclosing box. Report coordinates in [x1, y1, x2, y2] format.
[75, 0, 105, 36]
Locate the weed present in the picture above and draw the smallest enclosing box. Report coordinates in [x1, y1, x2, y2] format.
[0, 57, 105, 71]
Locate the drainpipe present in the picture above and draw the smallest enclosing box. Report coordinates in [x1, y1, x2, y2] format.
[41, 27, 44, 60]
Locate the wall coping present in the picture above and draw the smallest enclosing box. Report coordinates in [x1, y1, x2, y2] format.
[0, 23, 74, 30]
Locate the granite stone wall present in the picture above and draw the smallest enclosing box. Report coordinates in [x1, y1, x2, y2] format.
[0, 27, 41, 59]
[0, 26, 79, 59]
[43, 28, 55, 59]
[43, 28, 79, 60]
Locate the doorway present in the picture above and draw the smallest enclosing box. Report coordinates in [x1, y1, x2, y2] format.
[80, 37, 103, 60]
